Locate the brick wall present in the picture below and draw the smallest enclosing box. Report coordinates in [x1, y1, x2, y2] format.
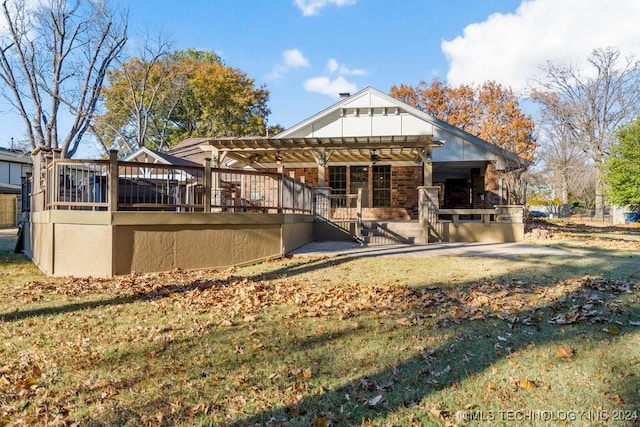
[392, 166, 423, 219]
[283, 167, 319, 187]
[276, 165, 424, 219]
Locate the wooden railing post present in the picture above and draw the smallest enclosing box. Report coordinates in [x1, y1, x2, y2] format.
[108, 150, 119, 212]
[278, 172, 284, 214]
[288, 171, 296, 212]
[356, 187, 363, 239]
[203, 158, 211, 213]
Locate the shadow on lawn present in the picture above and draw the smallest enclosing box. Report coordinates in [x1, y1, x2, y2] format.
[63, 245, 638, 426]
[223, 280, 640, 426]
[3, 238, 639, 425]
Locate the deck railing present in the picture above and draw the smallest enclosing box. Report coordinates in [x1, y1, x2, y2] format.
[41, 150, 313, 214]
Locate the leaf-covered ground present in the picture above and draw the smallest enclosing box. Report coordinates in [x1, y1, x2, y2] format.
[1, 222, 639, 426]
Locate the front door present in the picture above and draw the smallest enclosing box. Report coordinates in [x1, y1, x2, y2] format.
[350, 166, 369, 207]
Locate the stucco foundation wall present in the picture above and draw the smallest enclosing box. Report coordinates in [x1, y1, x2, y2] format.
[29, 211, 113, 277]
[110, 212, 315, 275]
[29, 212, 54, 275]
[282, 215, 314, 253]
[27, 210, 314, 277]
[54, 223, 112, 277]
[439, 222, 524, 243]
[114, 224, 283, 274]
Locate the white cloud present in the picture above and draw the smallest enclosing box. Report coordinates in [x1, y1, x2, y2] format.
[441, 0, 640, 93]
[304, 76, 357, 99]
[294, 0, 356, 17]
[283, 49, 310, 68]
[268, 48, 310, 80]
[327, 58, 339, 73]
[326, 58, 366, 76]
[304, 58, 365, 98]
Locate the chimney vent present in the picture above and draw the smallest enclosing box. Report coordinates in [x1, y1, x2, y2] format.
[339, 92, 350, 99]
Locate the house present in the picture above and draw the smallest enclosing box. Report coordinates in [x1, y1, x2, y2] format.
[169, 87, 528, 243]
[24, 87, 529, 277]
[0, 146, 32, 227]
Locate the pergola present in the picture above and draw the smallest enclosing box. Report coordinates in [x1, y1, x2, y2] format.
[172, 134, 444, 186]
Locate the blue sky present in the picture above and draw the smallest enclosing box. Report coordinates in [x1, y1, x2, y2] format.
[2, 0, 640, 156]
[126, 0, 525, 130]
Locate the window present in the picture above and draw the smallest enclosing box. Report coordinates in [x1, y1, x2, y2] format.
[328, 166, 346, 195]
[328, 166, 347, 208]
[372, 165, 391, 207]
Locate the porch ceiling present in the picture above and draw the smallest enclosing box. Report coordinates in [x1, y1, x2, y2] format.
[196, 135, 442, 167]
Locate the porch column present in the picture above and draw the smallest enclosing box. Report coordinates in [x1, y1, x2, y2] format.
[417, 148, 433, 186]
[423, 161, 433, 186]
[318, 164, 326, 187]
[312, 149, 332, 187]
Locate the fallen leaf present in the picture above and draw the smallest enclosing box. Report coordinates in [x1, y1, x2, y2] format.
[302, 368, 312, 380]
[0, 375, 11, 389]
[556, 345, 574, 359]
[395, 317, 412, 326]
[517, 378, 537, 390]
[15, 365, 42, 389]
[242, 314, 257, 322]
[607, 394, 625, 404]
[604, 326, 619, 335]
[429, 407, 448, 420]
[366, 394, 383, 406]
[311, 416, 328, 427]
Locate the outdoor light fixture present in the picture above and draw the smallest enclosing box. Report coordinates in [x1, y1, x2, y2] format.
[275, 151, 283, 165]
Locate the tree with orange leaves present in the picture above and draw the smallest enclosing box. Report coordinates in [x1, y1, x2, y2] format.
[390, 79, 536, 162]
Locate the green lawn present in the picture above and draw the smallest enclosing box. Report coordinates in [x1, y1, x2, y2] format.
[1, 224, 639, 426]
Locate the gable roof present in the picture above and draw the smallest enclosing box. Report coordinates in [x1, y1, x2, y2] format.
[0, 147, 32, 164]
[167, 87, 529, 170]
[126, 146, 201, 168]
[277, 86, 528, 168]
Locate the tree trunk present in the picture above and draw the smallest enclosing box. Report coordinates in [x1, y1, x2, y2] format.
[594, 163, 605, 220]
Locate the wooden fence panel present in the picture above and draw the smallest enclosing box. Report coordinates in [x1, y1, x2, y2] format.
[0, 194, 17, 227]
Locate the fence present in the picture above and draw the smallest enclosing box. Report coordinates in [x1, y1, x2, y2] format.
[39, 151, 313, 214]
[0, 194, 17, 227]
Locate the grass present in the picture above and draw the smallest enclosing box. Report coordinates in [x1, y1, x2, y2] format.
[0, 222, 639, 426]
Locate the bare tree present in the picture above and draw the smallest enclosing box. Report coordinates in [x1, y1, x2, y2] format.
[91, 32, 181, 156]
[0, 0, 127, 158]
[535, 96, 593, 213]
[531, 47, 640, 218]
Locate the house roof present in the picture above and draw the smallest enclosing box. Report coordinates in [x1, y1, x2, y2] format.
[125, 146, 201, 168]
[0, 147, 32, 164]
[0, 183, 21, 194]
[168, 87, 529, 170]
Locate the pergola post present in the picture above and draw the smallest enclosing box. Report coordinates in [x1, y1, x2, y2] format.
[423, 161, 433, 186]
[318, 164, 326, 187]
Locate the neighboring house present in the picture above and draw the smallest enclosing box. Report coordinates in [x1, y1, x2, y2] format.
[169, 87, 528, 221]
[0, 147, 32, 226]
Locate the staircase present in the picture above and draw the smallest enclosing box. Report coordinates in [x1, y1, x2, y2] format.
[360, 220, 425, 245]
